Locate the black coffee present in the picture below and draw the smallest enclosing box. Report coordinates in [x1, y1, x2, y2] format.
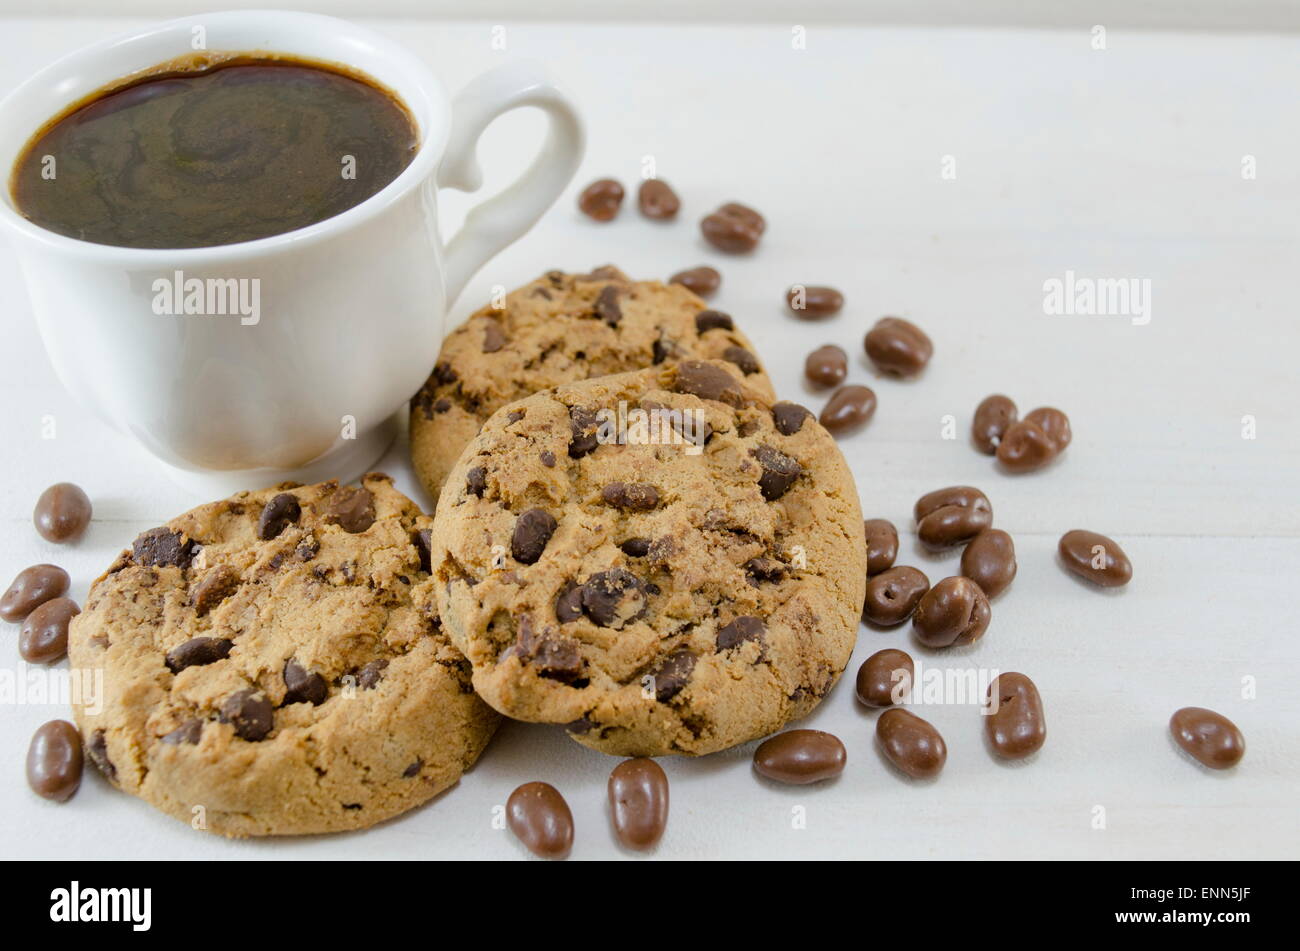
[10, 54, 418, 249]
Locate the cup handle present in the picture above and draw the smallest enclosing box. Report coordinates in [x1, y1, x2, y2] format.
[437, 61, 584, 306]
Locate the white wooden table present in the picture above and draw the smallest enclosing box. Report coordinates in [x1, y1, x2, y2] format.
[2, 16, 1297, 860]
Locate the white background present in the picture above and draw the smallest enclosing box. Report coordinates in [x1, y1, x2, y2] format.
[1, 11, 1298, 860]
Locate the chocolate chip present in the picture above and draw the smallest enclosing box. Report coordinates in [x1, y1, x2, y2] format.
[190, 564, 240, 616]
[1, 563, 70, 623]
[327, 486, 376, 534]
[864, 317, 933, 377]
[555, 581, 584, 622]
[820, 385, 877, 435]
[701, 202, 765, 253]
[670, 266, 721, 298]
[514, 616, 584, 682]
[716, 615, 765, 651]
[651, 649, 696, 702]
[356, 659, 388, 689]
[283, 659, 328, 706]
[694, 309, 734, 333]
[414, 529, 433, 573]
[466, 466, 487, 497]
[723, 345, 760, 375]
[805, 344, 848, 388]
[673, 360, 746, 407]
[132, 527, 196, 569]
[507, 410, 525, 424]
[86, 728, 116, 782]
[402, 759, 423, 778]
[220, 689, 274, 741]
[744, 556, 786, 584]
[580, 569, 648, 628]
[638, 178, 680, 219]
[165, 636, 233, 673]
[256, 492, 300, 540]
[772, 401, 812, 436]
[432, 398, 451, 414]
[620, 537, 651, 557]
[569, 407, 602, 458]
[432, 361, 458, 385]
[595, 285, 622, 326]
[512, 508, 557, 564]
[786, 285, 844, 319]
[161, 719, 204, 745]
[578, 178, 624, 221]
[565, 715, 597, 735]
[296, 537, 320, 561]
[33, 482, 92, 543]
[27, 720, 83, 801]
[540, 450, 556, 468]
[482, 318, 507, 353]
[652, 338, 673, 364]
[751, 445, 802, 500]
[602, 482, 660, 510]
[972, 394, 1018, 454]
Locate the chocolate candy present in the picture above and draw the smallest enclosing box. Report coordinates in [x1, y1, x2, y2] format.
[914, 485, 992, 549]
[864, 317, 932, 378]
[1, 563, 70, 622]
[786, 285, 844, 319]
[701, 202, 765, 253]
[638, 179, 680, 220]
[693, 307, 732, 333]
[805, 344, 848, 388]
[26, 720, 83, 802]
[960, 529, 1017, 598]
[863, 518, 899, 575]
[753, 729, 847, 784]
[985, 672, 1045, 758]
[912, 577, 990, 648]
[507, 781, 574, 858]
[608, 758, 669, 849]
[1058, 530, 1132, 587]
[578, 178, 624, 221]
[996, 407, 1072, 472]
[972, 394, 1017, 454]
[1170, 707, 1245, 770]
[856, 648, 914, 707]
[19, 596, 79, 664]
[1024, 407, 1071, 451]
[876, 709, 946, 779]
[33, 482, 92, 543]
[863, 566, 929, 626]
[670, 265, 720, 298]
[819, 384, 876, 435]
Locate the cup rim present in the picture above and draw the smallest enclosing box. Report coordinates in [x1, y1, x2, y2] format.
[0, 10, 448, 263]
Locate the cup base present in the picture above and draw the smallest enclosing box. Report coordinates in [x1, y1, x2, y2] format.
[152, 413, 400, 498]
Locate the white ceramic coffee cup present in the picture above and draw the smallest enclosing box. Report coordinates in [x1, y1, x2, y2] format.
[0, 11, 583, 495]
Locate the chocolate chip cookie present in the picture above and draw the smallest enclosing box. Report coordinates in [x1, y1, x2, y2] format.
[410, 267, 774, 503]
[431, 361, 866, 757]
[67, 473, 499, 837]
